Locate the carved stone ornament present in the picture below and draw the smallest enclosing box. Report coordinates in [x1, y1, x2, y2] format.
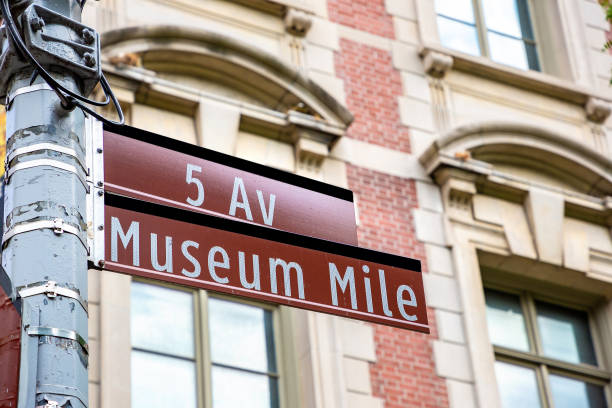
[585, 97, 612, 124]
[421, 49, 454, 79]
[284, 8, 313, 37]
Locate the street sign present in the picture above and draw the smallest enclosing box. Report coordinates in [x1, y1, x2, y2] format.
[104, 195, 428, 332]
[103, 125, 358, 245]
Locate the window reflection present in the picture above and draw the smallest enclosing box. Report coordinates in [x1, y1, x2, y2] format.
[484, 289, 530, 352]
[212, 366, 277, 408]
[536, 301, 597, 366]
[435, 0, 539, 71]
[435, 0, 475, 23]
[131, 282, 195, 358]
[549, 374, 606, 408]
[132, 350, 197, 408]
[495, 361, 542, 408]
[209, 298, 279, 408]
[437, 17, 481, 56]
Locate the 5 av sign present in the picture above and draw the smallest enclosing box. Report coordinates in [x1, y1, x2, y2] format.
[104, 129, 358, 245]
[100, 125, 429, 333]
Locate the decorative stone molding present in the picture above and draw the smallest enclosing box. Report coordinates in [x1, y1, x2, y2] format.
[284, 8, 313, 37]
[102, 25, 353, 127]
[585, 97, 612, 124]
[420, 48, 454, 78]
[420, 120, 612, 225]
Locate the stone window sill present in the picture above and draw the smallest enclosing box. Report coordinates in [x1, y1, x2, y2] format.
[420, 44, 612, 121]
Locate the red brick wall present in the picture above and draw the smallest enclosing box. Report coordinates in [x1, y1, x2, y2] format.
[328, 0, 394, 39]
[330, 0, 448, 404]
[346, 165, 448, 408]
[334, 39, 412, 153]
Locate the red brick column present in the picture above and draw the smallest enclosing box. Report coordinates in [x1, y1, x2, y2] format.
[329, 0, 450, 405]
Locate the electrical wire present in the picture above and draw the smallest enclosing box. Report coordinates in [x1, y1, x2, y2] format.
[1, 0, 124, 125]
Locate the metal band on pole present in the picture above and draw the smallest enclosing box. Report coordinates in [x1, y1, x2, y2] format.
[27, 326, 89, 355]
[2, 218, 88, 249]
[18, 281, 88, 315]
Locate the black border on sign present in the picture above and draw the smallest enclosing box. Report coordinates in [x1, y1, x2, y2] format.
[104, 123, 354, 202]
[105, 193, 422, 272]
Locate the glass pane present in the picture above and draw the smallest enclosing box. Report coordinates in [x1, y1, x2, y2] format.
[437, 16, 481, 56]
[550, 374, 606, 408]
[488, 32, 529, 70]
[536, 301, 597, 365]
[131, 282, 195, 358]
[482, 0, 522, 37]
[495, 361, 542, 408]
[212, 366, 278, 408]
[209, 298, 276, 373]
[484, 289, 530, 352]
[132, 350, 197, 408]
[435, 0, 475, 23]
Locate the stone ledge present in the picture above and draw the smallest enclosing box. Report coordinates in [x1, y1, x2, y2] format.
[419, 44, 612, 109]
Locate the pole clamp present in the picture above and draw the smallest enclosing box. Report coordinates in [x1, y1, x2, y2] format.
[2, 218, 88, 250]
[27, 326, 89, 355]
[18, 281, 88, 315]
[4, 83, 53, 110]
[8, 143, 89, 176]
[5, 158, 88, 191]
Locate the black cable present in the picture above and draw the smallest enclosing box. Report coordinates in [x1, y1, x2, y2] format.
[1, 0, 124, 125]
[72, 74, 124, 125]
[1, 0, 108, 107]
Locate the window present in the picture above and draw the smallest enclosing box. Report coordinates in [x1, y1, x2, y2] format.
[435, 0, 539, 71]
[484, 288, 609, 408]
[130, 282, 281, 408]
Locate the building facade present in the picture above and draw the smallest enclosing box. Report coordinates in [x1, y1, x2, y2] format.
[79, 0, 612, 407]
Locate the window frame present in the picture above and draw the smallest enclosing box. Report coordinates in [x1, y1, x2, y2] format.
[435, 0, 543, 72]
[130, 278, 288, 408]
[484, 282, 612, 408]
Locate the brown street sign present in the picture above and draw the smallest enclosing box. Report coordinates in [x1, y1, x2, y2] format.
[103, 125, 358, 245]
[104, 195, 429, 332]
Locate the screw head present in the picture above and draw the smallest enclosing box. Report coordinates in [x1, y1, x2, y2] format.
[82, 28, 95, 45]
[98, 225, 104, 231]
[96, 148, 103, 154]
[97, 190, 104, 197]
[83, 52, 97, 68]
[97, 181, 103, 187]
[30, 17, 45, 32]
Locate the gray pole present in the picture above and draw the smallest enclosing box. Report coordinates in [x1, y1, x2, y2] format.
[1, 1, 96, 407]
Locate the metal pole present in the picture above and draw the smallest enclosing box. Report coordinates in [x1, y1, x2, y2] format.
[1, 1, 95, 407]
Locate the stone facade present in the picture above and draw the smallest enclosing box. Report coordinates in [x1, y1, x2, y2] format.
[80, 0, 612, 407]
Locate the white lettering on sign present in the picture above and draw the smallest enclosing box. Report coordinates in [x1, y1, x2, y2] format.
[378, 269, 393, 317]
[269, 258, 305, 299]
[184, 169, 277, 226]
[257, 190, 276, 226]
[151, 234, 173, 273]
[239, 251, 261, 291]
[110, 217, 419, 323]
[363, 265, 374, 313]
[229, 177, 253, 221]
[185, 164, 205, 207]
[181, 241, 201, 278]
[208, 246, 230, 284]
[397, 285, 417, 321]
[329, 263, 357, 310]
[111, 217, 140, 266]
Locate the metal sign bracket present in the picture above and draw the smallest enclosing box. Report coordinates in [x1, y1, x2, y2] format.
[86, 116, 105, 267]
